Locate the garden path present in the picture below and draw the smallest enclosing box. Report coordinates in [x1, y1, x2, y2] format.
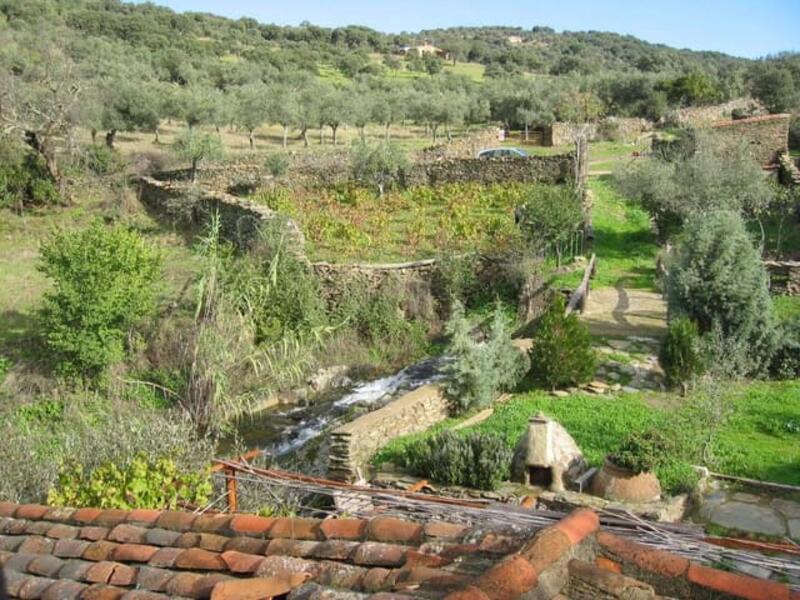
[581, 284, 667, 339]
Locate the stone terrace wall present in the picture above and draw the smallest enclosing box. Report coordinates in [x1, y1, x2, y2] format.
[544, 118, 651, 146]
[416, 128, 502, 161]
[135, 176, 305, 251]
[710, 113, 791, 166]
[328, 384, 449, 481]
[765, 260, 800, 295]
[668, 97, 765, 127]
[405, 153, 577, 187]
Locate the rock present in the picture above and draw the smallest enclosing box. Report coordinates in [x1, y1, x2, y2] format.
[731, 492, 763, 504]
[551, 390, 570, 398]
[789, 519, 800, 541]
[621, 386, 640, 394]
[588, 380, 609, 389]
[772, 498, 800, 519]
[607, 372, 620, 381]
[611, 384, 622, 392]
[709, 502, 786, 536]
[608, 339, 630, 351]
[307, 365, 351, 393]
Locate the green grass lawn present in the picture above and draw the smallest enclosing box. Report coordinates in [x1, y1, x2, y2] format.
[774, 296, 800, 323]
[374, 380, 800, 490]
[552, 176, 658, 291]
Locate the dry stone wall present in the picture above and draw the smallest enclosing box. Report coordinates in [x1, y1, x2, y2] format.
[765, 260, 800, 295]
[666, 97, 765, 127]
[416, 128, 503, 160]
[328, 384, 450, 481]
[405, 153, 576, 187]
[135, 176, 305, 251]
[709, 114, 791, 166]
[544, 118, 651, 146]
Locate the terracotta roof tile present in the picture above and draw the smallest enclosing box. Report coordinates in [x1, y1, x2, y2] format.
[111, 544, 158, 564]
[519, 527, 571, 572]
[107, 525, 148, 545]
[143, 529, 180, 548]
[265, 538, 318, 558]
[268, 518, 321, 541]
[4, 519, 30, 536]
[554, 508, 598, 545]
[146, 547, 183, 569]
[193, 514, 232, 535]
[0, 502, 19, 518]
[16, 504, 50, 521]
[78, 527, 109, 542]
[83, 541, 120, 563]
[18, 574, 57, 599]
[313, 562, 365, 589]
[423, 522, 466, 541]
[0, 534, 24, 552]
[80, 584, 126, 600]
[319, 518, 367, 541]
[208, 573, 309, 600]
[174, 532, 202, 549]
[475, 555, 537, 600]
[85, 562, 119, 584]
[229, 515, 274, 537]
[443, 586, 491, 600]
[43, 507, 76, 524]
[597, 531, 688, 578]
[219, 550, 265, 574]
[53, 539, 92, 559]
[93, 511, 130, 529]
[362, 568, 392, 593]
[125, 510, 161, 527]
[47, 524, 80, 540]
[41, 579, 87, 600]
[163, 572, 205, 598]
[353, 542, 408, 568]
[72, 509, 103, 525]
[255, 555, 323, 580]
[154, 511, 196, 533]
[28, 554, 65, 578]
[18, 535, 55, 555]
[107, 564, 138, 587]
[26, 521, 55, 536]
[196, 533, 229, 553]
[57, 559, 94, 582]
[687, 562, 790, 600]
[396, 566, 470, 591]
[134, 566, 175, 592]
[222, 536, 267, 555]
[312, 540, 358, 561]
[118, 592, 168, 600]
[366, 518, 423, 545]
[174, 548, 227, 571]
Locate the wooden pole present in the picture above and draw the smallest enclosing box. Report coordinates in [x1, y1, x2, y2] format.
[225, 468, 238, 513]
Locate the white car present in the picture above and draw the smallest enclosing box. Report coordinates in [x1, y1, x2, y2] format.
[476, 147, 529, 159]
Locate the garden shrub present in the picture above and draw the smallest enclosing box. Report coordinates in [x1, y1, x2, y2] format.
[517, 184, 583, 265]
[666, 211, 776, 375]
[349, 141, 408, 197]
[769, 320, 800, 379]
[789, 115, 800, 151]
[38, 221, 162, 380]
[265, 151, 291, 177]
[611, 428, 675, 474]
[434, 251, 480, 310]
[48, 454, 211, 510]
[403, 430, 511, 490]
[659, 317, 705, 390]
[528, 296, 596, 389]
[0, 142, 59, 209]
[81, 144, 125, 176]
[443, 302, 527, 414]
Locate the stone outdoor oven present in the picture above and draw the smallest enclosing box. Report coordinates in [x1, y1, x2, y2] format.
[512, 413, 587, 492]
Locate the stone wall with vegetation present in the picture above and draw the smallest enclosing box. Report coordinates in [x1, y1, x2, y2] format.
[545, 118, 651, 146]
[328, 384, 450, 481]
[416, 128, 502, 160]
[667, 97, 765, 127]
[765, 260, 800, 295]
[135, 176, 305, 250]
[406, 153, 577, 186]
[710, 113, 791, 165]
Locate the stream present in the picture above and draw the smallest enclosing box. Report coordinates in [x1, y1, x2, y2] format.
[227, 356, 449, 474]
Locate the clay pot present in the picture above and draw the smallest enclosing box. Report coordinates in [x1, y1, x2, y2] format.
[589, 457, 661, 503]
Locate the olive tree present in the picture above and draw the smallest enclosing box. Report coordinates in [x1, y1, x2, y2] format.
[349, 141, 408, 197]
[173, 127, 224, 183]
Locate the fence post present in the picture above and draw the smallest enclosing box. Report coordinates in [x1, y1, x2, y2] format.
[225, 468, 238, 513]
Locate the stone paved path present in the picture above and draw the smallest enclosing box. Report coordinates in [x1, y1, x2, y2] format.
[696, 484, 800, 542]
[582, 285, 667, 339]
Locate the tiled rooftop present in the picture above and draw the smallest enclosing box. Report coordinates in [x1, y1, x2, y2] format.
[0, 502, 795, 600]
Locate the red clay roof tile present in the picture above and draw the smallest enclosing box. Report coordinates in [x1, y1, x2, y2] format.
[58, 559, 93, 581]
[265, 538, 318, 558]
[147, 547, 183, 569]
[444, 586, 491, 600]
[83, 541, 120, 562]
[597, 531, 689, 578]
[196, 533, 229, 553]
[362, 567, 392, 593]
[108, 564, 138, 587]
[154, 511, 196, 533]
[78, 527, 109, 542]
[0, 534, 24, 552]
[41, 579, 87, 600]
[423, 522, 467, 541]
[111, 544, 158, 564]
[174, 532, 202, 549]
[219, 550, 265, 574]
[164, 572, 204, 598]
[26, 520, 56, 536]
[192, 514, 232, 535]
[595, 555, 623, 574]
[312, 539, 358, 561]
[396, 566, 470, 591]
[4, 519, 30, 536]
[319, 518, 367, 541]
[16, 504, 50, 521]
[404, 549, 450, 569]
[475, 555, 538, 600]
[353, 542, 408, 568]
[553, 508, 599, 545]
[314, 562, 366, 589]
[107, 525, 148, 545]
[0, 502, 19, 518]
[43, 507, 76, 524]
[93, 511, 129, 529]
[221, 536, 267, 555]
[229, 514, 274, 537]
[72, 509, 103, 525]
[688, 562, 791, 600]
[208, 573, 309, 600]
[6, 552, 38, 572]
[135, 566, 175, 592]
[29, 555, 66, 578]
[519, 526, 571, 572]
[80, 583, 126, 600]
[18, 575, 57, 599]
[48, 524, 80, 540]
[85, 562, 118, 584]
[125, 510, 161, 527]
[366, 517, 423, 545]
[143, 529, 180, 548]
[174, 548, 227, 571]
[268, 517, 321, 541]
[18, 535, 55, 555]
